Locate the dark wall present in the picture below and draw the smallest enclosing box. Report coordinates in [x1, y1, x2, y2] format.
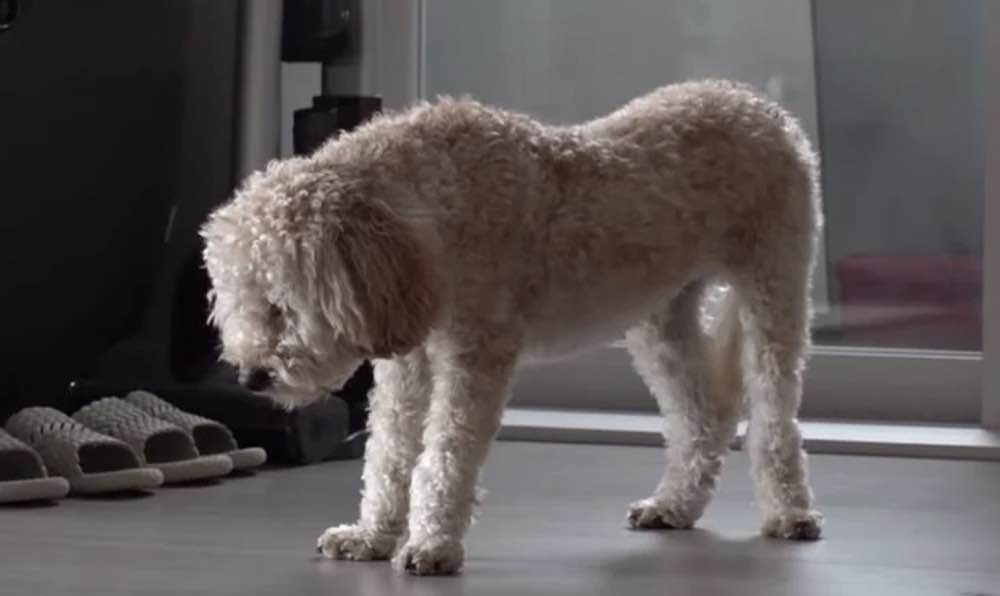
[0, 1, 240, 417]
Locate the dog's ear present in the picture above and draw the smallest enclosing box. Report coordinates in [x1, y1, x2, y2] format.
[319, 200, 443, 358]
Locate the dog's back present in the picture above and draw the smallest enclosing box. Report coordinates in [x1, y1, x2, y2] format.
[427, 81, 820, 361]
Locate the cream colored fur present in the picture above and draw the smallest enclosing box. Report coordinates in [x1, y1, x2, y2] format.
[202, 80, 823, 575]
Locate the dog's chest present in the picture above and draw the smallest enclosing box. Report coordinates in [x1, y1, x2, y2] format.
[515, 247, 698, 364]
[519, 287, 667, 364]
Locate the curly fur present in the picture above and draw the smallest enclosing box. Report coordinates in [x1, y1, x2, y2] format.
[202, 80, 824, 575]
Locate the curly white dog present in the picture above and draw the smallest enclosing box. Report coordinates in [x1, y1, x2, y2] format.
[202, 80, 823, 575]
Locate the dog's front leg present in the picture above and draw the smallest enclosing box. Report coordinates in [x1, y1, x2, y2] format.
[317, 349, 432, 560]
[392, 336, 516, 575]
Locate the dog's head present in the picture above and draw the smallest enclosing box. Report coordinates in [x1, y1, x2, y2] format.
[201, 157, 442, 408]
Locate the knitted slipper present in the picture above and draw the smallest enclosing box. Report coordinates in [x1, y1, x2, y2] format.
[74, 397, 233, 483]
[5, 408, 162, 495]
[0, 427, 70, 503]
[125, 390, 266, 471]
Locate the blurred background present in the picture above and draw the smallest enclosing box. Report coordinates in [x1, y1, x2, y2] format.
[0, 0, 990, 424]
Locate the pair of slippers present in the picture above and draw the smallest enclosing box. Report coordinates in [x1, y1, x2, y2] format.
[0, 391, 266, 503]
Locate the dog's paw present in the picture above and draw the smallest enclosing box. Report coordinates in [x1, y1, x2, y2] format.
[626, 498, 696, 530]
[316, 524, 398, 561]
[762, 509, 823, 541]
[391, 535, 464, 576]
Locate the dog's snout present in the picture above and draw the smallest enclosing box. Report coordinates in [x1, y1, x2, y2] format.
[241, 367, 273, 392]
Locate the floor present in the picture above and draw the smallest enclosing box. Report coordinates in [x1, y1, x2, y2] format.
[3, 441, 1000, 596]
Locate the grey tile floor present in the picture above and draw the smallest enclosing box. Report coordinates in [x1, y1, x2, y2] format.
[2, 441, 1000, 596]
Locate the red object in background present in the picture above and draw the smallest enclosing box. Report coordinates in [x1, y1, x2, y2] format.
[834, 254, 982, 350]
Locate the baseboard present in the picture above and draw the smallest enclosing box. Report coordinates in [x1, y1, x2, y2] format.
[499, 407, 1000, 461]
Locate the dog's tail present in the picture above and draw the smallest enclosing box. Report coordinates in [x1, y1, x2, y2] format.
[702, 283, 744, 422]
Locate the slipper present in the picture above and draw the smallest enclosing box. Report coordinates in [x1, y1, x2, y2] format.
[125, 390, 267, 471]
[5, 408, 162, 495]
[73, 397, 233, 483]
[0, 427, 70, 503]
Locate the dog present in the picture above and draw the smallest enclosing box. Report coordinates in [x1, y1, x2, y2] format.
[201, 80, 823, 575]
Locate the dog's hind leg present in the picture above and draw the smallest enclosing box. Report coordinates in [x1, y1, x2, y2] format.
[624, 280, 743, 530]
[392, 329, 518, 575]
[317, 349, 432, 561]
[736, 241, 823, 540]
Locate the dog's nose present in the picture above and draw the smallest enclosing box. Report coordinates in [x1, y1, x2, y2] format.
[241, 367, 272, 392]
